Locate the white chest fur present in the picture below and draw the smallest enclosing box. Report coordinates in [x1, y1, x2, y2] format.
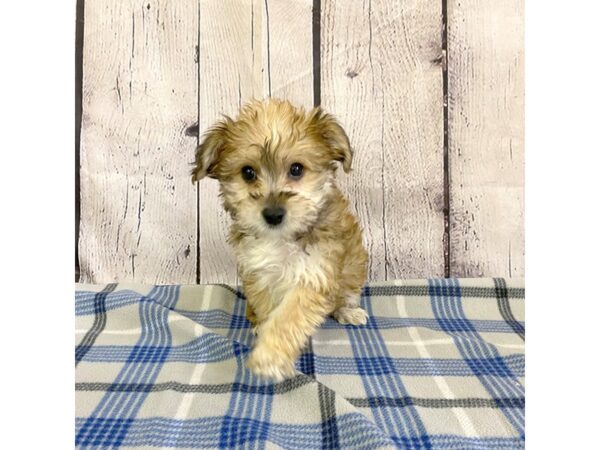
[236, 237, 330, 297]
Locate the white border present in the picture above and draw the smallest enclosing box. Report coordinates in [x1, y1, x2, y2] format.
[527, 1, 600, 447]
[2, 0, 600, 447]
[1, 1, 74, 448]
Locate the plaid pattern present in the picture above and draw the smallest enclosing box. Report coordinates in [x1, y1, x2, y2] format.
[75, 278, 524, 449]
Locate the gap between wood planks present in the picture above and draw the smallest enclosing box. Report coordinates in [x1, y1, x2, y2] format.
[75, 0, 84, 282]
[196, 4, 201, 284]
[442, 0, 450, 277]
[312, 0, 321, 108]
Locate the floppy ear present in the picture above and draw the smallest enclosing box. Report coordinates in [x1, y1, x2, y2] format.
[308, 107, 353, 173]
[191, 117, 232, 182]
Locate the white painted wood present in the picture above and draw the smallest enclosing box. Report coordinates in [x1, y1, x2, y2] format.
[265, 0, 313, 109]
[79, 0, 198, 284]
[377, 1, 445, 279]
[448, 0, 524, 277]
[198, 0, 313, 283]
[322, 0, 445, 280]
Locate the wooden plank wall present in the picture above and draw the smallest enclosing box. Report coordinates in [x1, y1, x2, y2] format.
[78, 0, 524, 284]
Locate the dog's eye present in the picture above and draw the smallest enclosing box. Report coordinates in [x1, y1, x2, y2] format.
[289, 163, 304, 179]
[241, 166, 256, 182]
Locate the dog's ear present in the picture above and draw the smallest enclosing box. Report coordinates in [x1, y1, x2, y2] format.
[191, 117, 233, 182]
[308, 107, 353, 173]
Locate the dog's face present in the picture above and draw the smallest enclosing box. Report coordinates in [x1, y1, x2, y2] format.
[192, 99, 352, 239]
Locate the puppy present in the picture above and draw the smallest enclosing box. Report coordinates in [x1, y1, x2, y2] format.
[192, 99, 368, 380]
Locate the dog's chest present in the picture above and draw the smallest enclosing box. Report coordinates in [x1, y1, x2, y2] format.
[236, 238, 330, 292]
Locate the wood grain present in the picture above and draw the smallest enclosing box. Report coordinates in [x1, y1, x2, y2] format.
[198, 0, 313, 283]
[321, 0, 445, 280]
[378, 1, 445, 279]
[447, 0, 524, 277]
[79, 0, 198, 284]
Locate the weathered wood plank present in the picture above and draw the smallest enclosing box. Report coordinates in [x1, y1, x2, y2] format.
[448, 0, 524, 277]
[198, 0, 313, 283]
[79, 0, 198, 284]
[321, 0, 445, 280]
[264, 0, 314, 109]
[378, 1, 445, 279]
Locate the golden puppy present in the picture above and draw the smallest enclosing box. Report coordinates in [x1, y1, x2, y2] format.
[192, 99, 368, 380]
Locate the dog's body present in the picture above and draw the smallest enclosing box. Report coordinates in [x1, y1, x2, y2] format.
[192, 99, 368, 380]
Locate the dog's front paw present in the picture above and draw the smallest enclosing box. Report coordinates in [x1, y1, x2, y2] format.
[246, 346, 296, 381]
[333, 306, 368, 326]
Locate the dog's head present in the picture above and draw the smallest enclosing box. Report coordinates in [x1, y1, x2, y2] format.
[192, 99, 352, 239]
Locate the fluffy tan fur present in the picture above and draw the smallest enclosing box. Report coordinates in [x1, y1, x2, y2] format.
[192, 99, 368, 380]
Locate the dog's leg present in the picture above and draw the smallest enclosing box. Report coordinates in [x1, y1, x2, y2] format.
[246, 286, 330, 380]
[332, 291, 368, 326]
[242, 277, 273, 335]
[332, 246, 368, 325]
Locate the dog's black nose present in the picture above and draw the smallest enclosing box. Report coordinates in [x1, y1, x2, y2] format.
[262, 206, 286, 226]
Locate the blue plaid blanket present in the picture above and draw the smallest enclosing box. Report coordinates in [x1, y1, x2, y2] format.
[75, 279, 524, 449]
